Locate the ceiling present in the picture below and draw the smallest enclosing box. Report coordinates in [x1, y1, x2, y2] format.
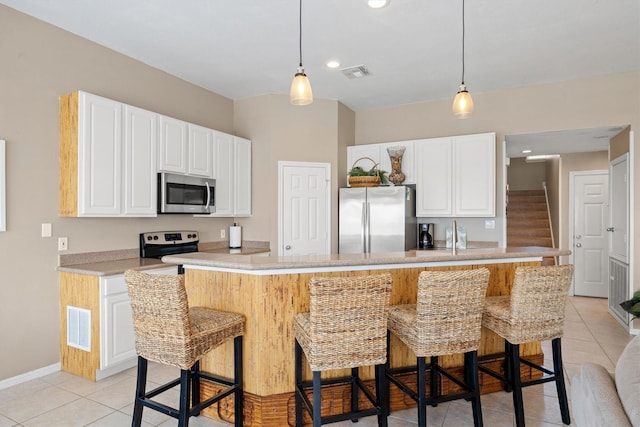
[1, 0, 639, 113]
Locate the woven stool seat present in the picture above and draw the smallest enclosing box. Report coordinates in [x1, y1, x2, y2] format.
[294, 274, 393, 427]
[125, 269, 244, 427]
[386, 268, 490, 427]
[480, 265, 574, 427]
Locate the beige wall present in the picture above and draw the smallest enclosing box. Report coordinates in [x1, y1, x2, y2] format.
[508, 157, 547, 191]
[234, 95, 351, 254]
[611, 126, 630, 160]
[0, 6, 237, 380]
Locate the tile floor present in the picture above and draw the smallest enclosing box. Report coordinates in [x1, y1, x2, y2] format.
[0, 296, 634, 427]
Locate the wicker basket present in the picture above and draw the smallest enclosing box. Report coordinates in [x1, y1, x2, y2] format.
[348, 157, 381, 187]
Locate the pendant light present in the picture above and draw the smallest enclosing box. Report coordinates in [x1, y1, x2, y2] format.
[290, 0, 313, 105]
[452, 0, 474, 118]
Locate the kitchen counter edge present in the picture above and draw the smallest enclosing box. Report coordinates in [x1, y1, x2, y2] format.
[163, 247, 570, 273]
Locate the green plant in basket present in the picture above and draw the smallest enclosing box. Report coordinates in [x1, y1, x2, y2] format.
[348, 165, 389, 185]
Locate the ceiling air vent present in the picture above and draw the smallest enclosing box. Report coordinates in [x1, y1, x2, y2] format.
[340, 65, 370, 79]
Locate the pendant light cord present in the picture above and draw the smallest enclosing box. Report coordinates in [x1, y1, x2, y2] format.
[461, 0, 465, 85]
[298, 0, 303, 67]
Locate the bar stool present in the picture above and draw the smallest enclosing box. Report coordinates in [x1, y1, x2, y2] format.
[479, 265, 574, 427]
[293, 273, 393, 427]
[124, 270, 245, 427]
[386, 268, 490, 427]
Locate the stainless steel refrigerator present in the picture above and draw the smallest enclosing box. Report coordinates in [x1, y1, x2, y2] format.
[339, 186, 417, 254]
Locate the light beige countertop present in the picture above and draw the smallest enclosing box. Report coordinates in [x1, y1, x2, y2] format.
[163, 246, 569, 274]
[57, 241, 270, 276]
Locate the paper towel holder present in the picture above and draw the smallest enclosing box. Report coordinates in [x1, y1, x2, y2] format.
[229, 223, 242, 249]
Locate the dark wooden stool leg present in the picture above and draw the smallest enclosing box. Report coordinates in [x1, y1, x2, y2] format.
[430, 355, 439, 405]
[132, 356, 147, 427]
[351, 367, 359, 421]
[375, 363, 388, 427]
[465, 351, 484, 427]
[417, 356, 427, 427]
[178, 369, 191, 427]
[312, 371, 322, 427]
[552, 338, 570, 425]
[234, 335, 243, 427]
[509, 343, 525, 427]
[190, 361, 200, 416]
[295, 339, 303, 427]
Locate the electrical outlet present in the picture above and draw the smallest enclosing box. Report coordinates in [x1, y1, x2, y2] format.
[484, 220, 496, 229]
[220, 229, 226, 239]
[58, 237, 68, 251]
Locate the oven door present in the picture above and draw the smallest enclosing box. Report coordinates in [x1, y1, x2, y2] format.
[158, 172, 215, 214]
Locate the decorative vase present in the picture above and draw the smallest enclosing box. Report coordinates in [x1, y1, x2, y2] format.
[387, 146, 406, 185]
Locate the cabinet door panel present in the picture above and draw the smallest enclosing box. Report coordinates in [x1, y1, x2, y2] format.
[124, 106, 157, 216]
[212, 132, 234, 215]
[102, 292, 135, 368]
[416, 138, 453, 216]
[347, 145, 381, 175]
[79, 93, 122, 216]
[188, 124, 214, 178]
[234, 137, 252, 216]
[158, 116, 188, 174]
[454, 133, 495, 216]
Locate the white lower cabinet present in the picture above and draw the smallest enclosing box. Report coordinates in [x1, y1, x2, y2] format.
[100, 266, 178, 375]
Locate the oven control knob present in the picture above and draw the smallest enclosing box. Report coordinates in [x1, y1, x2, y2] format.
[147, 236, 153, 241]
[153, 235, 159, 240]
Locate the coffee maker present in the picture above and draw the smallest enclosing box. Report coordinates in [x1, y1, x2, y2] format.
[418, 223, 435, 249]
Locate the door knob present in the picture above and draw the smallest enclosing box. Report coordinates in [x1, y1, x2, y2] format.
[285, 245, 292, 250]
[607, 227, 615, 232]
[575, 243, 582, 248]
[575, 235, 582, 239]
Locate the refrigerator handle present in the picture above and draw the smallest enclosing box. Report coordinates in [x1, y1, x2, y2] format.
[361, 202, 367, 253]
[365, 202, 371, 253]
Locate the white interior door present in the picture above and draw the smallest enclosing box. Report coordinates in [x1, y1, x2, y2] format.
[572, 172, 609, 297]
[279, 161, 331, 256]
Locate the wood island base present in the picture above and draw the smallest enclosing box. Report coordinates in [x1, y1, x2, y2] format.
[180, 259, 547, 427]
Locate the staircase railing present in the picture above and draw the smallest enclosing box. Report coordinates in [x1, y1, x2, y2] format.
[542, 181, 558, 265]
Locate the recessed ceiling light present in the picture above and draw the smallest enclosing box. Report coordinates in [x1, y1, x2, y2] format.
[368, 0, 389, 9]
[326, 60, 341, 69]
[521, 149, 532, 154]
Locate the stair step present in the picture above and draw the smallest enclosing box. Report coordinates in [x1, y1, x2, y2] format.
[507, 238, 553, 247]
[509, 195, 547, 203]
[507, 218, 551, 227]
[509, 190, 545, 196]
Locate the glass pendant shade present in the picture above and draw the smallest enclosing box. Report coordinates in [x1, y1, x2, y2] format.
[452, 84, 474, 118]
[290, 67, 313, 105]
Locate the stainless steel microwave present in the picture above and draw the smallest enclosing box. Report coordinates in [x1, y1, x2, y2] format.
[157, 172, 215, 214]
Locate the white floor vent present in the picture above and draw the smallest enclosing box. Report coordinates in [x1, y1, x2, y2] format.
[608, 258, 630, 326]
[67, 306, 91, 352]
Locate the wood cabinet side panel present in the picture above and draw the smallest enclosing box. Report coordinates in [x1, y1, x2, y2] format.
[59, 92, 78, 217]
[59, 272, 100, 380]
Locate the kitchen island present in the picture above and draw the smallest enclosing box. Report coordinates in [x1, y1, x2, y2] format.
[162, 247, 569, 426]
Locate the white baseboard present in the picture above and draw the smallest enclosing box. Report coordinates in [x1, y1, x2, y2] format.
[0, 363, 61, 390]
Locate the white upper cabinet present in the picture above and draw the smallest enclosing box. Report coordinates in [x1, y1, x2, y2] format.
[347, 141, 416, 185]
[415, 132, 495, 217]
[123, 105, 157, 216]
[453, 133, 496, 216]
[416, 137, 453, 216]
[206, 132, 252, 217]
[187, 124, 214, 178]
[158, 117, 214, 178]
[158, 116, 189, 175]
[234, 136, 252, 217]
[77, 92, 123, 216]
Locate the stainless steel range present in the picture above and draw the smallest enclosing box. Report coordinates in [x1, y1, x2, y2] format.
[139, 230, 199, 259]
